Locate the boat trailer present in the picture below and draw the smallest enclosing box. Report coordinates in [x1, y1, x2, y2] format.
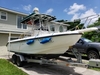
[10, 47, 87, 68]
[10, 47, 100, 68]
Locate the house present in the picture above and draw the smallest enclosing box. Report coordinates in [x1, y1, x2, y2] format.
[0, 7, 32, 46]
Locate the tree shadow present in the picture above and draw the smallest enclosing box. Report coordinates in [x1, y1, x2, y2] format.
[23, 63, 82, 75]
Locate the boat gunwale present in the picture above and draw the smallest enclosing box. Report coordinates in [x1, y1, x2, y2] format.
[8, 31, 82, 43]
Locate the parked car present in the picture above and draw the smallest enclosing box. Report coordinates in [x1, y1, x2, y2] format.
[66, 37, 100, 59]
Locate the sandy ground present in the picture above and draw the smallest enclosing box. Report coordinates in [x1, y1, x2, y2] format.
[0, 46, 100, 75]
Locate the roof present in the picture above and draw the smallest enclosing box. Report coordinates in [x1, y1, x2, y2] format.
[0, 7, 28, 16]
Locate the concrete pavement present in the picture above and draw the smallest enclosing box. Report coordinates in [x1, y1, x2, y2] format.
[0, 46, 13, 59]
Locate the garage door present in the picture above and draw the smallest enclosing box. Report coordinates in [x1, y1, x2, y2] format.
[0, 33, 8, 46]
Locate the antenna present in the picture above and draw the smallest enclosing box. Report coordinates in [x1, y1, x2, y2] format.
[33, 7, 39, 14]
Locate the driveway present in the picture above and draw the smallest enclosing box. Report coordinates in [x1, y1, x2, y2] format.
[0, 46, 13, 59]
[0, 46, 100, 75]
[20, 62, 100, 75]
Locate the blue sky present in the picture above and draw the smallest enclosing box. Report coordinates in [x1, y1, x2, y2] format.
[0, 0, 100, 21]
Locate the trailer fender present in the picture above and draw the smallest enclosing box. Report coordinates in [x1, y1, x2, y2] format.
[15, 54, 25, 62]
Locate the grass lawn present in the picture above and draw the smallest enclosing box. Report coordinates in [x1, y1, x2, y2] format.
[88, 67, 100, 71]
[0, 59, 28, 75]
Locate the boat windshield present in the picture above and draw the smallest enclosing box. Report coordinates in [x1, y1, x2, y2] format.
[33, 19, 48, 31]
[83, 38, 92, 43]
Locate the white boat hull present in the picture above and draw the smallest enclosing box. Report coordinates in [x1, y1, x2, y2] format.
[7, 32, 82, 56]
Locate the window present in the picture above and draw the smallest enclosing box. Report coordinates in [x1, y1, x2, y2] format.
[17, 16, 27, 29]
[23, 24, 27, 29]
[83, 38, 92, 43]
[59, 25, 63, 32]
[0, 11, 7, 20]
[50, 25, 55, 31]
[17, 16, 22, 28]
[77, 39, 83, 43]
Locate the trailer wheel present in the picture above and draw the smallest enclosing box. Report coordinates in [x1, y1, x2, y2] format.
[12, 55, 17, 64]
[16, 56, 23, 67]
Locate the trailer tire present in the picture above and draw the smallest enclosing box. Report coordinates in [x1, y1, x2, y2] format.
[12, 55, 17, 64]
[16, 56, 23, 67]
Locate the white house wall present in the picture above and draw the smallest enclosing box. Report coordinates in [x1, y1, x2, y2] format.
[0, 11, 32, 33]
[0, 11, 16, 25]
[0, 23, 32, 33]
[0, 7, 32, 46]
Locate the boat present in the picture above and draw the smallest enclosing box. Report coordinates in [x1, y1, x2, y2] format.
[7, 7, 99, 59]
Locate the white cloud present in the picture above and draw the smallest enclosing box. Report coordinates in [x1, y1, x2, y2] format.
[63, 8, 67, 13]
[45, 8, 53, 14]
[80, 9, 98, 27]
[94, 6, 97, 9]
[71, 9, 97, 21]
[71, 13, 80, 21]
[68, 3, 86, 15]
[80, 9, 97, 18]
[23, 4, 32, 11]
[71, 8, 99, 27]
[66, 3, 99, 27]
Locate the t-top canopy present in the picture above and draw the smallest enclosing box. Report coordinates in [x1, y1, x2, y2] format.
[21, 12, 56, 25]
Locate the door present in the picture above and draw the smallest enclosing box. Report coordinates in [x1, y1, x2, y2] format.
[74, 39, 86, 53]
